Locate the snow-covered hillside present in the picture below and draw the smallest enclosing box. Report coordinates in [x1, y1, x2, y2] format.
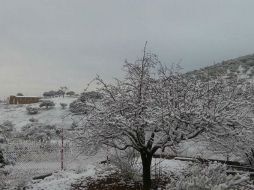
[0, 97, 77, 131]
[186, 53, 254, 81]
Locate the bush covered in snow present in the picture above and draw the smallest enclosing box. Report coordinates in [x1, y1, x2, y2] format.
[29, 117, 39, 123]
[166, 162, 252, 190]
[69, 100, 94, 114]
[0, 170, 7, 189]
[66, 91, 75, 96]
[79, 91, 103, 102]
[60, 102, 68, 109]
[110, 148, 141, 180]
[39, 100, 55, 109]
[0, 121, 15, 139]
[0, 148, 9, 189]
[0, 148, 7, 168]
[43, 90, 55, 97]
[0, 168, 7, 189]
[69, 91, 100, 114]
[19, 123, 57, 142]
[26, 106, 39, 114]
[245, 148, 254, 167]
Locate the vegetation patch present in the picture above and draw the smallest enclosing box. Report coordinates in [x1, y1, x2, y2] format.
[71, 172, 171, 190]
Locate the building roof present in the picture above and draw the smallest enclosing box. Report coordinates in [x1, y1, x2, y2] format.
[14, 96, 42, 98]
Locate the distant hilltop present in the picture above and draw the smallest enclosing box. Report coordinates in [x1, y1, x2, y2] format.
[186, 54, 254, 81]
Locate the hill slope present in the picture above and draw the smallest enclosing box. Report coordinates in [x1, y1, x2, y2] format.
[186, 54, 254, 81]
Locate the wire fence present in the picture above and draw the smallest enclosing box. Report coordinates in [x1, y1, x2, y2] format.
[1, 137, 86, 189]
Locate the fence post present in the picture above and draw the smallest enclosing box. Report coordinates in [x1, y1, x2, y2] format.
[61, 128, 64, 170]
[106, 145, 109, 165]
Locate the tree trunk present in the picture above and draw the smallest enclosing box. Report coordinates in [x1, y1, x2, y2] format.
[141, 152, 152, 190]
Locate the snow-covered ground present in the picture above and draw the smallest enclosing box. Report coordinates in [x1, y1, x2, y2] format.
[28, 168, 96, 190]
[0, 97, 77, 131]
[26, 152, 107, 190]
[3, 148, 109, 190]
[26, 158, 188, 190]
[0, 97, 231, 190]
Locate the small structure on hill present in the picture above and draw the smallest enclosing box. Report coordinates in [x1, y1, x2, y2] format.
[9, 96, 41, 104]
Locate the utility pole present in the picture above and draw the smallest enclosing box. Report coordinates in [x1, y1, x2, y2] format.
[61, 128, 64, 170]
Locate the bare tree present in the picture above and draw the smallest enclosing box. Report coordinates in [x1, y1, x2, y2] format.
[77, 45, 253, 190]
[59, 86, 68, 98]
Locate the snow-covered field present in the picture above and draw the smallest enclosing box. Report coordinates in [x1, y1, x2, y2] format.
[0, 97, 77, 131]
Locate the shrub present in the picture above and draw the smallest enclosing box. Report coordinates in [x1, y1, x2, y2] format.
[0, 121, 15, 139]
[69, 91, 100, 114]
[60, 103, 68, 109]
[70, 121, 78, 130]
[20, 123, 57, 142]
[66, 91, 75, 96]
[0, 168, 7, 189]
[110, 149, 140, 180]
[26, 106, 39, 114]
[0, 149, 6, 168]
[245, 148, 254, 167]
[16, 93, 23, 96]
[29, 117, 39, 123]
[69, 100, 93, 114]
[0, 135, 6, 144]
[0, 148, 10, 189]
[0, 121, 13, 130]
[43, 90, 57, 98]
[80, 91, 103, 102]
[39, 100, 55, 109]
[166, 162, 252, 190]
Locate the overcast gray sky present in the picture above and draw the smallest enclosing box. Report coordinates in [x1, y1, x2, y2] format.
[1, 0, 254, 98]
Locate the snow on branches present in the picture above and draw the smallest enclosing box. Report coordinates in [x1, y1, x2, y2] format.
[75, 45, 254, 189]
[81, 58, 253, 156]
[167, 162, 253, 190]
